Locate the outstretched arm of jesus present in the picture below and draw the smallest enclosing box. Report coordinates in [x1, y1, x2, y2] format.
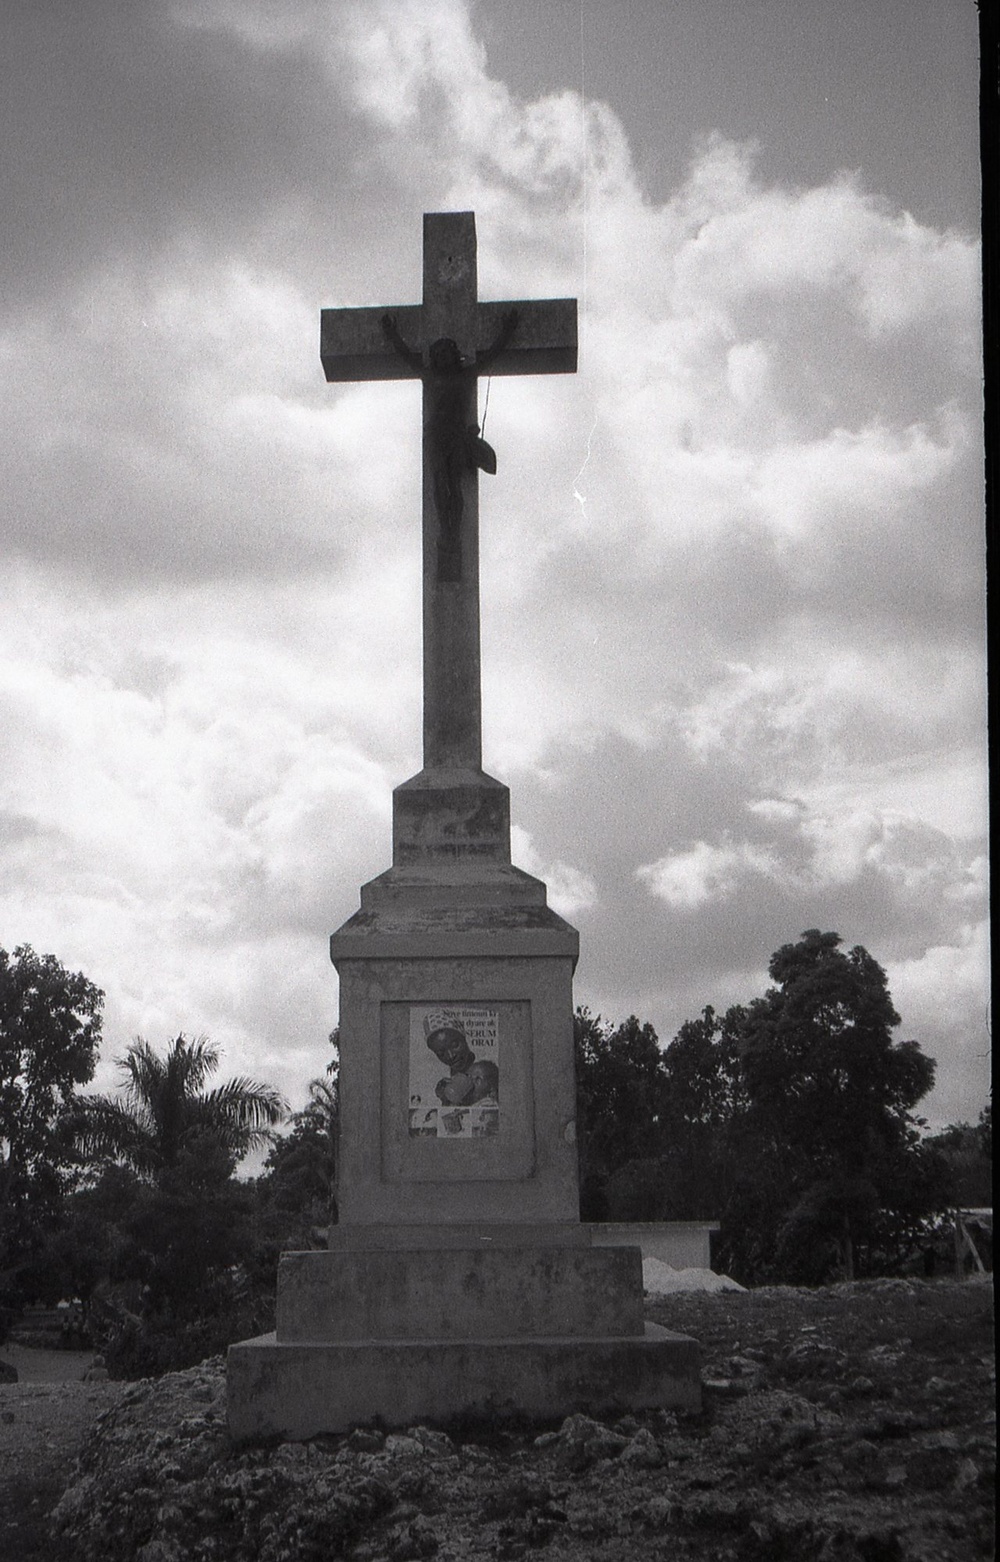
[476, 308, 520, 370]
[381, 313, 423, 372]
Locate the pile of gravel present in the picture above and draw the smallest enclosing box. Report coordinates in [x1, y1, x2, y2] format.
[642, 1259, 745, 1294]
[49, 1280, 994, 1562]
[51, 1362, 683, 1562]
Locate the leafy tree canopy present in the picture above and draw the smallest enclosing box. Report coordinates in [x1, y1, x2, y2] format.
[925, 1106, 993, 1208]
[55, 1036, 288, 1374]
[661, 1004, 749, 1135]
[719, 930, 940, 1280]
[574, 1009, 671, 1219]
[1, 945, 104, 1316]
[262, 1070, 339, 1225]
[740, 929, 935, 1169]
[1, 943, 103, 1180]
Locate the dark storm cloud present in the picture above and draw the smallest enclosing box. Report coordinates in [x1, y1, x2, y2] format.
[0, 0, 428, 587]
[0, 0, 366, 311]
[479, 0, 980, 232]
[510, 725, 986, 1050]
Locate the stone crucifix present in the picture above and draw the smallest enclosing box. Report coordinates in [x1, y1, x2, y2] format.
[321, 212, 577, 773]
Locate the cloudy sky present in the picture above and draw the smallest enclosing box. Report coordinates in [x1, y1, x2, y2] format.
[1, 0, 987, 1134]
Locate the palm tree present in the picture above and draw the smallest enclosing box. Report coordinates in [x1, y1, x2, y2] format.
[75, 1034, 286, 1185]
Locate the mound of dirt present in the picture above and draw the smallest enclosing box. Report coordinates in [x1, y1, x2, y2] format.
[6, 1277, 994, 1561]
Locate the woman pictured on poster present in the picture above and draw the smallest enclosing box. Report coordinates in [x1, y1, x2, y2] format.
[426, 1025, 477, 1104]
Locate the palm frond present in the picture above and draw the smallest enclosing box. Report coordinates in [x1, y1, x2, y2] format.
[199, 1077, 287, 1129]
[167, 1034, 220, 1095]
[71, 1095, 159, 1178]
[117, 1037, 165, 1106]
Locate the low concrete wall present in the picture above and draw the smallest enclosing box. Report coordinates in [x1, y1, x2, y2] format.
[587, 1222, 719, 1270]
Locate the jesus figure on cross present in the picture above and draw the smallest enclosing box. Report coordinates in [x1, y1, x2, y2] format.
[321, 211, 577, 774]
[380, 307, 520, 582]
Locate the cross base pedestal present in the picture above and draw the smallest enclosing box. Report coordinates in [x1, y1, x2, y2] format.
[228, 1326, 699, 1441]
[228, 1234, 700, 1440]
[226, 751, 702, 1439]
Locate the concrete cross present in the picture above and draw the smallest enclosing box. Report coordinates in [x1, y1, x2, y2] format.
[321, 211, 577, 772]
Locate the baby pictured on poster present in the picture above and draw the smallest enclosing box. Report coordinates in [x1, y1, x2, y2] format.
[408, 1006, 500, 1138]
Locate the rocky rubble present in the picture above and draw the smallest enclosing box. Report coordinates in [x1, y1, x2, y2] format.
[51, 1277, 994, 1561]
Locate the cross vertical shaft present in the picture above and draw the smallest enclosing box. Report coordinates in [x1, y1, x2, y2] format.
[421, 212, 482, 771]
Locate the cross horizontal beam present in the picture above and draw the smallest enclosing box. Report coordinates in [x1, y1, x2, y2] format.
[321, 298, 577, 383]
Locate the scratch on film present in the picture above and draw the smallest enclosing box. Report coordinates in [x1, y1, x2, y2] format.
[573, 416, 598, 519]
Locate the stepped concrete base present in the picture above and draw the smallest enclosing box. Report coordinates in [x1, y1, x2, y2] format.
[228, 1323, 700, 1441]
[278, 1245, 645, 1341]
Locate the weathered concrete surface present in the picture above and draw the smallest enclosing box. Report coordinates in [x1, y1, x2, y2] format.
[360, 859, 548, 908]
[228, 1323, 700, 1441]
[325, 1222, 592, 1249]
[276, 1245, 645, 1342]
[589, 1222, 720, 1271]
[328, 857, 582, 1232]
[332, 954, 580, 1227]
[331, 916, 579, 961]
[391, 769, 512, 866]
[333, 773, 579, 950]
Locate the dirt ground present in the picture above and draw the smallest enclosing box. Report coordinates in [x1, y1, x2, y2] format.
[0, 1346, 125, 1560]
[1, 1276, 994, 1561]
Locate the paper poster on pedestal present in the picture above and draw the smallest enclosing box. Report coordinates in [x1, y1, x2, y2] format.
[408, 1005, 500, 1138]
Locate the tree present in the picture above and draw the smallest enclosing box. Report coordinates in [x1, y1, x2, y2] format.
[732, 930, 940, 1281]
[741, 931, 933, 1156]
[572, 932, 944, 1282]
[662, 1006, 748, 1134]
[259, 1067, 339, 1243]
[574, 1009, 670, 1219]
[0, 945, 103, 1323]
[74, 1033, 285, 1186]
[69, 1034, 286, 1375]
[596, 1007, 752, 1225]
[925, 1107, 993, 1208]
[18, 1164, 141, 1312]
[654, 1005, 750, 1220]
[977, 1102, 992, 1160]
